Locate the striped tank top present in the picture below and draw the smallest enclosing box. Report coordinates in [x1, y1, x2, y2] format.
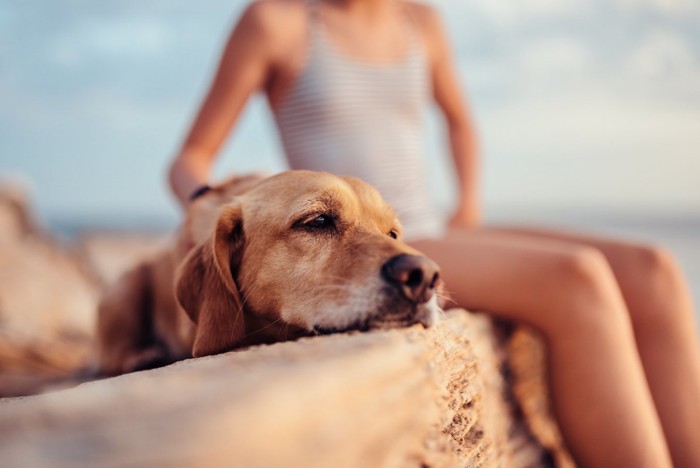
[272, 0, 445, 240]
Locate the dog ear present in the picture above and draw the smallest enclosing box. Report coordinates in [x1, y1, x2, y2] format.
[175, 204, 246, 358]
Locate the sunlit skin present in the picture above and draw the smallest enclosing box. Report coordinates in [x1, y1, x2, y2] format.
[169, 0, 700, 466]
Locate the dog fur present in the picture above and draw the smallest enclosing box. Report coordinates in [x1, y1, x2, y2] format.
[97, 170, 442, 376]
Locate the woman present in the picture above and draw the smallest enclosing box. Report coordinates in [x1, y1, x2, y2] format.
[169, 1, 700, 466]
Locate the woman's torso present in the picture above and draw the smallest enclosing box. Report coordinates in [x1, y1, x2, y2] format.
[266, 0, 445, 240]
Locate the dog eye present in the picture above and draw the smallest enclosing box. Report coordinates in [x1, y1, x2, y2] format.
[306, 214, 335, 230]
[388, 230, 398, 239]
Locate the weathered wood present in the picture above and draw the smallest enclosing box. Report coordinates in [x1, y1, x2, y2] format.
[0, 312, 550, 468]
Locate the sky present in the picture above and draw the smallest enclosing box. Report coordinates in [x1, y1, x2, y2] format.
[1, 0, 699, 228]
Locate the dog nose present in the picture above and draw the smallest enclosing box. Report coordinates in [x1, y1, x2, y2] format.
[381, 254, 441, 304]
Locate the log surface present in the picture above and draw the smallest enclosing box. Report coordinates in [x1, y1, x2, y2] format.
[0, 312, 548, 468]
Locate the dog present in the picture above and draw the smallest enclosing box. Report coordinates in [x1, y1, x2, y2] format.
[97, 170, 442, 376]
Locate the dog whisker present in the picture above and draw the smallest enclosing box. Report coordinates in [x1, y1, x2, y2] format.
[277, 322, 291, 340]
[239, 283, 261, 311]
[246, 317, 285, 338]
[435, 293, 457, 306]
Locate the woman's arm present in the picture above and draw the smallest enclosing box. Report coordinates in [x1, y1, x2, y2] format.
[169, 3, 279, 206]
[422, 7, 481, 228]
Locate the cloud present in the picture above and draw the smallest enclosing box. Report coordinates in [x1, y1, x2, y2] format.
[441, 0, 587, 27]
[47, 17, 173, 68]
[480, 0, 582, 25]
[517, 36, 593, 83]
[626, 29, 700, 98]
[476, 91, 700, 209]
[612, 0, 700, 16]
[437, 12, 700, 211]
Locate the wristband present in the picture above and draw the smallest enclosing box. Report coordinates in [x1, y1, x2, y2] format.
[189, 184, 212, 202]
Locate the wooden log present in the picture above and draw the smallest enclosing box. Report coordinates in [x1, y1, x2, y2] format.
[0, 311, 553, 468]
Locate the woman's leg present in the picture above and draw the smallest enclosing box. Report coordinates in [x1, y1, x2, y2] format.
[410, 229, 673, 468]
[486, 226, 700, 467]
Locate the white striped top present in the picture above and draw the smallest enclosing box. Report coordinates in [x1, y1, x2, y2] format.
[272, 0, 445, 240]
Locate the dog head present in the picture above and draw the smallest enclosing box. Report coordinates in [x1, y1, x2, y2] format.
[175, 170, 442, 357]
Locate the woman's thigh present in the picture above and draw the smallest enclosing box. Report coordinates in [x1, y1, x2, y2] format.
[486, 225, 667, 281]
[484, 225, 694, 325]
[409, 228, 629, 333]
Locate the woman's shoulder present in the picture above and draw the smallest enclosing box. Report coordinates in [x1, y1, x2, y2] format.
[243, 0, 306, 19]
[403, 1, 444, 30]
[403, 2, 449, 62]
[233, 0, 308, 57]
[238, 0, 307, 38]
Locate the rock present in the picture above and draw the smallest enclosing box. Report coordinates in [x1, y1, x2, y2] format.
[0, 180, 37, 242]
[0, 185, 168, 397]
[0, 311, 555, 468]
[77, 232, 170, 285]
[0, 185, 99, 397]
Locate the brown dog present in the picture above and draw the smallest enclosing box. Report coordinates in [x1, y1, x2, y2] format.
[97, 171, 442, 376]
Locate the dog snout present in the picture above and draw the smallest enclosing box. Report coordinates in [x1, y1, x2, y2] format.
[381, 254, 441, 304]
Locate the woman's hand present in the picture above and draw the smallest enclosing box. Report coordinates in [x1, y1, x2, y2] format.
[169, 150, 215, 207]
[448, 202, 481, 229]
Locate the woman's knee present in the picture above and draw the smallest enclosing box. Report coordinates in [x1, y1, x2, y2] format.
[626, 244, 684, 292]
[617, 244, 693, 331]
[535, 246, 630, 335]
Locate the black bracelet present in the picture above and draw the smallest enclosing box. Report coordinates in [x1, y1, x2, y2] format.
[189, 184, 212, 202]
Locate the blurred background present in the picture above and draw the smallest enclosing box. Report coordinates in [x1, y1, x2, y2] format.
[1, 0, 699, 300]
